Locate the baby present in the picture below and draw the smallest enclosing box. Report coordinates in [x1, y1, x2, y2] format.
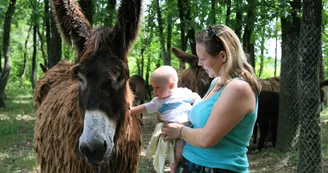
[130, 65, 201, 173]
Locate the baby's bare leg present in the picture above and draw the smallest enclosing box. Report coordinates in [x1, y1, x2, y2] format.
[170, 138, 185, 173]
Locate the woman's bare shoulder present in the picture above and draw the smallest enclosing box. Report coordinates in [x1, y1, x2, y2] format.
[224, 79, 253, 96]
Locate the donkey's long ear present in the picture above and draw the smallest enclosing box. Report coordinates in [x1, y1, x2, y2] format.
[51, 0, 91, 55]
[111, 0, 142, 61]
[171, 47, 199, 66]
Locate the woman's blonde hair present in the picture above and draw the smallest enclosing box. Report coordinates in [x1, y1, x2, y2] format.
[196, 24, 261, 94]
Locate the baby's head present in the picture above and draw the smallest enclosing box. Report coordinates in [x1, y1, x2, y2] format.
[150, 66, 178, 99]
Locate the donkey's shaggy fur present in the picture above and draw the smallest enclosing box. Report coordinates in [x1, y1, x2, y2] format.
[34, 0, 143, 172]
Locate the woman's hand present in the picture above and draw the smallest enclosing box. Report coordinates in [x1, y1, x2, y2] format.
[162, 123, 184, 141]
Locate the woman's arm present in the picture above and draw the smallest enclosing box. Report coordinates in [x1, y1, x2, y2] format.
[163, 80, 256, 148]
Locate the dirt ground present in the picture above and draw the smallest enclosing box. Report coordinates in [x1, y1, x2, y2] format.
[138, 113, 170, 173]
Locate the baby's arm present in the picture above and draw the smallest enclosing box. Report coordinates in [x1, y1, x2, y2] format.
[130, 105, 147, 115]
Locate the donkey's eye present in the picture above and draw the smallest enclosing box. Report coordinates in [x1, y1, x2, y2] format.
[77, 72, 87, 90]
[111, 77, 125, 90]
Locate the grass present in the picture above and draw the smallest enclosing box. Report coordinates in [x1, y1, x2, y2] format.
[0, 89, 39, 173]
[321, 107, 328, 121]
[0, 89, 327, 173]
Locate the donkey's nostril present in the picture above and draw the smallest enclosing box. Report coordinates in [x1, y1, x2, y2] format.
[103, 140, 107, 151]
[79, 139, 108, 162]
[79, 142, 92, 157]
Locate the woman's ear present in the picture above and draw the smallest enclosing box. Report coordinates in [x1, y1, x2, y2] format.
[220, 51, 227, 63]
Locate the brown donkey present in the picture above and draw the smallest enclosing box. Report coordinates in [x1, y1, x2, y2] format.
[33, 0, 143, 172]
[171, 47, 213, 97]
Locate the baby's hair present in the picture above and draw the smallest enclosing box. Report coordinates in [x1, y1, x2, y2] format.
[150, 66, 178, 87]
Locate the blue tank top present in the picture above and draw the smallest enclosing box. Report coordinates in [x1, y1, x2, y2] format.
[183, 77, 258, 173]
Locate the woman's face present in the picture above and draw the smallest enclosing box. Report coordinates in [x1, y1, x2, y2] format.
[196, 43, 225, 78]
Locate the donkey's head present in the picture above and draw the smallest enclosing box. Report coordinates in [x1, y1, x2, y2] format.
[129, 74, 146, 105]
[171, 47, 212, 97]
[51, 0, 142, 165]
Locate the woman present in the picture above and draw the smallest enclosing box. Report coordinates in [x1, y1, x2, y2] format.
[162, 24, 261, 173]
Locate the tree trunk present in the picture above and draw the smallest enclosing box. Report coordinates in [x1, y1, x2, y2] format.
[78, 0, 93, 25]
[145, 55, 151, 100]
[276, 0, 302, 151]
[234, 0, 243, 38]
[31, 25, 37, 89]
[20, 26, 32, 86]
[297, 0, 323, 172]
[44, 0, 50, 68]
[0, 0, 16, 108]
[140, 47, 145, 76]
[210, 0, 216, 25]
[274, 17, 278, 77]
[177, 0, 186, 69]
[166, 12, 172, 64]
[225, 0, 231, 26]
[242, 0, 256, 68]
[184, 0, 196, 55]
[0, 51, 2, 74]
[258, 26, 265, 77]
[48, 11, 62, 68]
[37, 26, 48, 67]
[177, 0, 186, 51]
[155, 0, 170, 65]
[106, 0, 116, 27]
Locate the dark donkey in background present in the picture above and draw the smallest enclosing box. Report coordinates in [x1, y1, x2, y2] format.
[254, 78, 328, 150]
[33, 0, 143, 172]
[129, 74, 146, 105]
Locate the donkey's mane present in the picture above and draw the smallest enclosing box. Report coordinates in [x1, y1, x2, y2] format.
[79, 27, 114, 62]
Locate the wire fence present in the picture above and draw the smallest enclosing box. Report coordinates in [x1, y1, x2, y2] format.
[267, 23, 326, 172]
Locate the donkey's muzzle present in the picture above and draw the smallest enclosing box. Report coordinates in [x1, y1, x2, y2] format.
[78, 110, 116, 165]
[79, 138, 108, 164]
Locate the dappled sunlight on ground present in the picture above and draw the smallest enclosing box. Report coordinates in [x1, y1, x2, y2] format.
[0, 113, 35, 121]
[16, 114, 36, 121]
[0, 114, 10, 120]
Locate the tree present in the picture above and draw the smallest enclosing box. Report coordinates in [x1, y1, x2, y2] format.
[78, 0, 93, 25]
[0, 0, 16, 108]
[155, 0, 171, 65]
[276, 0, 302, 151]
[43, 0, 62, 68]
[234, 0, 243, 38]
[177, 0, 187, 68]
[20, 26, 32, 86]
[258, 25, 265, 77]
[44, 0, 50, 67]
[177, 0, 196, 68]
[48, 9, 62, 68]
[297, 0, 323, 172]
[225, 0, 231, 26]
[242, 0, 256, 68]
[210, 0, 216, 24]
[31, 24, 37, 89]
[106, 0, 116, 27]
[185, 1, 196, 56]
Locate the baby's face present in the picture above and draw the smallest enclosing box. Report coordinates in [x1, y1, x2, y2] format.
[150, 79, 172, 99]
